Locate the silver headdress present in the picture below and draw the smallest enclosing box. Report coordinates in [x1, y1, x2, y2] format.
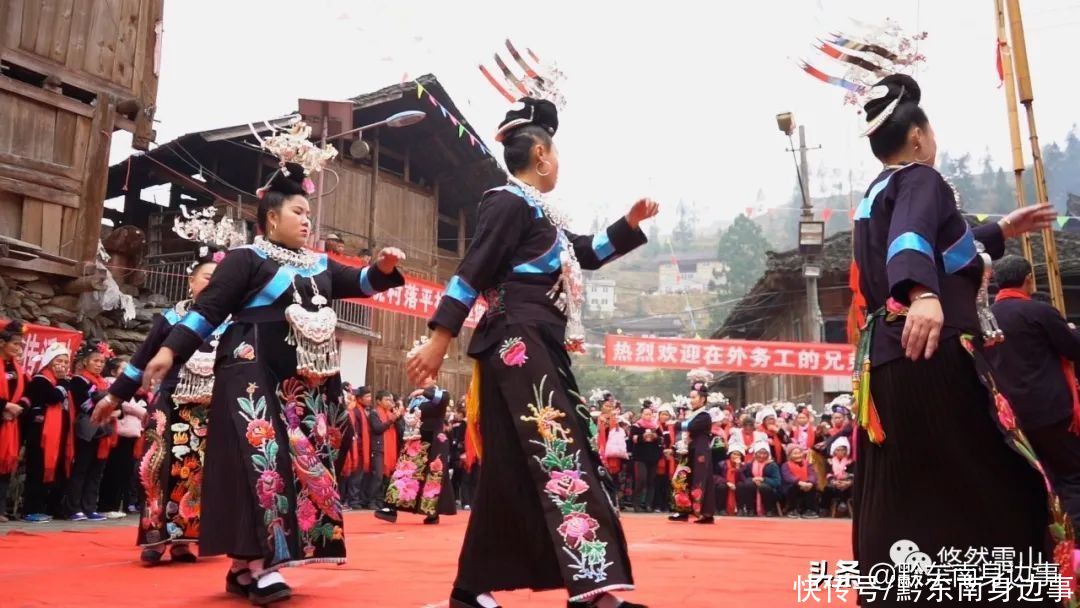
[799, 17, 928, 129]
[479, 40, 566, 111]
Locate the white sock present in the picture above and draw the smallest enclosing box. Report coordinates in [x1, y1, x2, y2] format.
[256, 572, 286, 589]
[475, 593, 499, 608]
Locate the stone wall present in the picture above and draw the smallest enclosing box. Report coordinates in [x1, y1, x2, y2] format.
[0, 267, 165, 357]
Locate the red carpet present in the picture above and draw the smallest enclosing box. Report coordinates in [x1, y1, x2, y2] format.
[0, 512, 852, 607]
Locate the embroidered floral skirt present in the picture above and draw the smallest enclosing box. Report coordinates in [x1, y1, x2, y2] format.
[670, 447, 716, 517]
[454, 324, 633, 602]
[198, 321, 350, 571]
[853, 337, 1074, 607]
[386, 430, 457, 517]
[137, 393, 208, 547]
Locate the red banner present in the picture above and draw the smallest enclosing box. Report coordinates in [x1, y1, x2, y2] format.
[329, 252, 485, 329]
[604, 334, 854, 377]
[1, 321, 83, 373]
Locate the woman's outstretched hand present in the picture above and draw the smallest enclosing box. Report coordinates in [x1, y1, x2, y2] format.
[999, 203, 1055, 239]
[626, 198, 660, 230]
[141, 348, 175, 393]
[376, 247, 406, 274]
[405, 329, 451, 385]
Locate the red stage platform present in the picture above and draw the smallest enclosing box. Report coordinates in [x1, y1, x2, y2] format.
[0, 512, 852, 607]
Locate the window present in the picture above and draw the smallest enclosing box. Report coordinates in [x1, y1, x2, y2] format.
[823, 319, 847, 344]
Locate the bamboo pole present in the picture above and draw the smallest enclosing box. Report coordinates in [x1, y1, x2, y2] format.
[994, 0, 1034, 268]
[1006, 0, 1066, 315]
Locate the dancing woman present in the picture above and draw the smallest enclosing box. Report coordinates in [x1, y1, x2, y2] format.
[0, 321, 28, 521]
[99, 247, 224, 564]
[668, 381, 716, 524]
[375, 380, 457, 525]
[95, 161, 404, 604]
[850, 74, 1072, 605]
[407, 97, 656, 608]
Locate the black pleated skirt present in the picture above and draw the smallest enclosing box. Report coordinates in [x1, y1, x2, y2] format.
[854, 338, 1056, 606]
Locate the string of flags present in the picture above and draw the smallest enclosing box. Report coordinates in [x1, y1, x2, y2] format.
[743, 205, 1080, 229]
[405, 75, 493, 158]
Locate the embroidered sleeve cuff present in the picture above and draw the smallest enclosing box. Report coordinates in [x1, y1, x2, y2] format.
[108, 373, 142, 403]
[429, 299, 470, 338]
[972, 222, 1005, 260]
[178, 311, 214, 341]
[361, 265, 405, 296]
[607, 216, 648, 259]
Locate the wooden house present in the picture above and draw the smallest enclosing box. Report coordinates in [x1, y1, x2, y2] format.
[0, 0, 162, 279]
[105, 75, 505, 397]
[711, 224, 1080, 406]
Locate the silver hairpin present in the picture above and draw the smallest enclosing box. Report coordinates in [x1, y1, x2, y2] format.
[861, 85, 905, 137]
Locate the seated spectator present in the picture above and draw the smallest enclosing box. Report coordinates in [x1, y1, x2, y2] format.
[716, 446, 745, 516]
[736, 442, 781, 516]
[734, 414, 767, 451]
[825, 437, 854, 518]
[781, 445, 820, 519]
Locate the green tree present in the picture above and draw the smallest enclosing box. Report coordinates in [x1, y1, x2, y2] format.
[671, 200, 696, 250]
[710, 214, 769, 329]
[644, 223, 661, 258]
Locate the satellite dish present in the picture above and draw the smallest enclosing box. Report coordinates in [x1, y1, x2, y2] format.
[349, 139, 371, 159]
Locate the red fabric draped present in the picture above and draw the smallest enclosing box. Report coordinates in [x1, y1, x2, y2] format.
[792, 424, 816, 451]
[847, 259, 866, 346]
[0, 358, 25, 474]
[378, 407, 398, 476]
[759, 425, 785, 463]
[341, 406, 372, 477]
[751, 460, 767, 515]
[788, 458, 810, 482]
[995, 288, 1080, 437]
[39, 369, 74, 483]
[81, 372, 116, 459]
[725, 458, 739, 515]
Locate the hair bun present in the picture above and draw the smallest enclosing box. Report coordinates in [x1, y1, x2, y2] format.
[864, 74, 922, 121]
[495, 97, 559, 142]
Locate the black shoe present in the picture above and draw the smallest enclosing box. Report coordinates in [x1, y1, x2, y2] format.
[423, 515, 440, 525]
[140, 548, 163, 565]
[787, 510, 801, 519]
[692, 516, 714, 524]
[249, 580, 292, 605]
[667, 513, 689, 522]
[568, 593, 648, 608]
[450, 587, 500, 608]
[170, 545, 197, 563]
[374, 507, 398, 523]
[802, 511, 820, 520]
[225, 569, 253, 597]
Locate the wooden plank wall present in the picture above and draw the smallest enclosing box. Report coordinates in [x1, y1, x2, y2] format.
[0, 0, 162, 102]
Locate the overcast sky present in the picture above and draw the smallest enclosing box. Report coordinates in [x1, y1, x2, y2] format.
[109, 0, 1080, 233]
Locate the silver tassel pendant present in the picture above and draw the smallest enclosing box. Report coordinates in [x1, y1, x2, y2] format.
[976, 242, 1005, 346]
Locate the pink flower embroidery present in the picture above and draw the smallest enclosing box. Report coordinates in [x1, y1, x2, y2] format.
[422, 481, 442, 499]
[557, 512, 599, 548]
[499, 338, 529, 367]
[315, 413, 328, 440]
[674, 493, 692, 509]
[233, 342, 255, 361]
[691, 488, 703, 500]
[429, 458, 444, 473]
[256, 470, 284, 510]
[392, 460, 418, 480]
[544, 470, 589, 499]
[405, 441, 423, 457]
[994, 392, 1018, 431]
[394, 477, 420, 502]
[437, 433, 447, 442]
[297, 498, 318, 532]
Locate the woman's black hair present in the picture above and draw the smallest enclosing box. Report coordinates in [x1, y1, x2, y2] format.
[257, 162, 308, 234]
[189, 245, 225, 275]
[104, 357, 127, 377]
[0, 320, 24, 343]
[864, 74, 930, 161]
[503, 125, 554, 175]
[76, 339, 110, 363]
[689, 381, 709, 396]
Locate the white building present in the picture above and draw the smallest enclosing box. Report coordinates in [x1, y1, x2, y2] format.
[658, 257, 727, 294]
[585, 278, 617, 316]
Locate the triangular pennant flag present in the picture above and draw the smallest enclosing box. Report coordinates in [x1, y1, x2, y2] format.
[469, 134, 477, 146]
[401, 72, 410, 84]
[429, 94, 439, 107]
[416, 83, 426, 99]
[822, 208, 834, 222]
[745, 207, 753, 218]
[1058, 216, 1069, 229]
[439, 105, 448, 118]
[458, 125, 466, 138]
[848, 209, 856, 221]
[975, 213, 989, 222]
[450, 115, 459, 126]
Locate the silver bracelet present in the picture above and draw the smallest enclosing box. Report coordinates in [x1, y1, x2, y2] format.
[914, 292, 939, 301]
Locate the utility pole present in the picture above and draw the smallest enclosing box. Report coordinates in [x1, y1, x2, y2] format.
[797, 125, 824, 410]
[994, 0, 1034, 268]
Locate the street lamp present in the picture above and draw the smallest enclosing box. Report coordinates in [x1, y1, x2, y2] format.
[309, 109, 427, 246]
